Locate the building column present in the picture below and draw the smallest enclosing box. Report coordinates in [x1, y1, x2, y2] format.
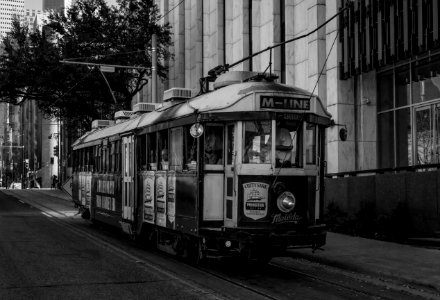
[225, 0, 251, 71]
[326, 0, 355, 174]
[203, 0, 225, 75]
[184, 0, 203, 89]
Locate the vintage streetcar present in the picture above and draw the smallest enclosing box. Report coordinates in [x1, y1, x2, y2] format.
[71, 71, 332, 262]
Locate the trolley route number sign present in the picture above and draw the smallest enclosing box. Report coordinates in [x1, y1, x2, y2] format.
[260, 96, 310, 111]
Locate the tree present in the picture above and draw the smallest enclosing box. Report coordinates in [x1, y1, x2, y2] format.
[0, 0, 172, 130]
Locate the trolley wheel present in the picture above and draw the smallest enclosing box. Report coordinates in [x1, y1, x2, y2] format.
[187, 238, 206, 265]
[138, 228, 157, 249]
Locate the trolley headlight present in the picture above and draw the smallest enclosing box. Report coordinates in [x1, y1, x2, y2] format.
[277, 191, 296, 213]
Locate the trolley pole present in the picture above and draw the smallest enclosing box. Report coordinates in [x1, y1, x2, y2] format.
[152, 33, 157, 103]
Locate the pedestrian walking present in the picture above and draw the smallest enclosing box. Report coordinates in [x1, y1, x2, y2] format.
[51, 175, 58, 190]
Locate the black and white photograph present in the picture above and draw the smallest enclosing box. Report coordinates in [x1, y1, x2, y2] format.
[0, 0, 439, 299]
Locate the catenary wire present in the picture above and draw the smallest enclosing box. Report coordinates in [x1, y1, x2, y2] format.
[271, 30, 339, 189]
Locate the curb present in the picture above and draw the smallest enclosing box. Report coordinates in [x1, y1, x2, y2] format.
[289, 244, 440, 297]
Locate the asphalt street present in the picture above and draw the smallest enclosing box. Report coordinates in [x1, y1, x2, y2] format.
[1, 189, 440, 300]
[0, 191, 219, 300]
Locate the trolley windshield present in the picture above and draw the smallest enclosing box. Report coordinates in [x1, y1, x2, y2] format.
[242, 119, 318, 168]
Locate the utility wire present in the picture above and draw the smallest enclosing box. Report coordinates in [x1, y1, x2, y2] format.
[271, 30, 340, 189]
[157, 0, 184, 23]
[49, 67, 95, 108]
[226, 5, 348, 72]
[63, 50, 146, 62]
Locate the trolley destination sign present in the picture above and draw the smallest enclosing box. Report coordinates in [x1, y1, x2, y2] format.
[260, 95, 310, 111]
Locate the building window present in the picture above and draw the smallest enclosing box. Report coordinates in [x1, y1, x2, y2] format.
[378, 54, 440, 168]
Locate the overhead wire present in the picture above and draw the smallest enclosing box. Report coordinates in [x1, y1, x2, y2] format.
[270, 29, 340, 189]
[49, 67, 95, 108]
[225, 4, 349, 72]
[156, 0, 184, 23]
[63, 50, 146, 62]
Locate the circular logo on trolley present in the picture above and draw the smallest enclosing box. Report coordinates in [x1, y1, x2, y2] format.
[243, 182, 269, 220]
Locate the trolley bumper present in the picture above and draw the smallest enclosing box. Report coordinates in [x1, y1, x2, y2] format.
[234, 224, 327, 248]
[202, 224, 327, 258]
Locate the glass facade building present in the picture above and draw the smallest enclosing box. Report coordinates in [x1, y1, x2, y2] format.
[378, 56, 440, 168]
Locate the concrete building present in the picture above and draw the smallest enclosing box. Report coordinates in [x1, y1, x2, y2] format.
[5, 3, 61, 188]
[21, 99, 59, 188]
[149, 0, 440, 236]
[152, 0, 343, 169]
[0, 0, 25, 36]
[0, 103, 23, 188]
[22, 9, 42, 31]
[0, 0, 25, 187]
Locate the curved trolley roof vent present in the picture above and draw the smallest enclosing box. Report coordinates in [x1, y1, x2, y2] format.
[114, 110, 134, 123]
[163, 88, 193, 102]
[91, 119, 115, 130]
[213, 71, 278, 90]
[133, 102, 159, 115]
[213, 71, 256, 90]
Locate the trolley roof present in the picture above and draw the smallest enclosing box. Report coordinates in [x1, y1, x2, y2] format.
[73, 79, 332, 150]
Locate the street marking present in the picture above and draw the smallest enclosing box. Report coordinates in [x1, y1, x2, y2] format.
[60, 211, 77, 217]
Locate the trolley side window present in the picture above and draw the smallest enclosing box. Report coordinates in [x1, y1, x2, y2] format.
[184, 125, 198, 170]
[80, 149, 85, 171]
[95, 146, 102, 173]
[158, 130, 169, 170]
[138, 134, 147, 170]
[305, 123, 317, 165]
[86, 147, 94, 172]
[204, 124, 224, 165]
[73, 150, 78, 172]
[115, 140, 122, 173]
[110, 142, 115, 172]
[102, 141, 109, 172]
[170, 127, 183, 171]
[275, 120, 302, 168]
[227, 124, 234, 165]
[243, 120, 272, 164]
[147, 132, 157, 170]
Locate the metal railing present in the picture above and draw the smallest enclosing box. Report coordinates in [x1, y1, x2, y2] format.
[326, 163, 440, 178]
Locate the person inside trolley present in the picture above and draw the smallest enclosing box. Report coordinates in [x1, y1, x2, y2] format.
[204, 127, 223, 164]
[275, 122, 295, 168]
[160, 148, 168, 170]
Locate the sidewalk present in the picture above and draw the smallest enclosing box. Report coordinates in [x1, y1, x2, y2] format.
[288, 232, 440, 297]
[2, 189, 440, 297]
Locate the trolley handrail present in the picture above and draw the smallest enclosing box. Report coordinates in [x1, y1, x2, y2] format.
[326, 163, 440, 178]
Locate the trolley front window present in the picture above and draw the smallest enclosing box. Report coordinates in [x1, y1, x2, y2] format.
[243, 120, 272, 164]
[305, 123, 317, 165]
[275, 120, 301, 168]
[204, 125, 224, 165]
[184, 125, 198, 170]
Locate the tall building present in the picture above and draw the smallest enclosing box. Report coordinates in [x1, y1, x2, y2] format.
[153, 0, 440, 236]
[23, 9, 42, 31]
[0, 1, 25, 187]
[43, 0, 65, 11]
[0, 0, 25, 37]
[11, 1, 64, 188]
